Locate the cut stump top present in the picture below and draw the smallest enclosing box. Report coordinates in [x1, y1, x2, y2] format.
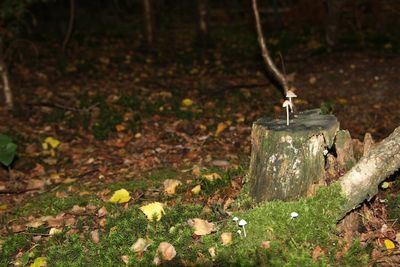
[254, 109, 339, 147]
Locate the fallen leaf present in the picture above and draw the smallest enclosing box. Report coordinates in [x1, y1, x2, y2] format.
[109, 189, 131, 204]
[191, 166, 201, 176]
[203, 173, 222, 182]
[221, 232, 232, 246]
[384, 239, 395, 250]
[312, 245, 323, 260]
[157, 242, 176, 261]
[70, 205, 86, 215]
[163, 179, 182, 196]
[208, 247, 216, 258]
[260, 241, 271, 249]
[26, 219, 45, 228]
[140, 202, 164, 221]
[30, 257, 47, 267]
[215, 122, 227, 136]
[91, 230, 100, 244]
[191, 185, 201, 194]
[131, 238, 153, 253]
[121, 255, 129, 264]
[97, 207, 107, 217]
[26, 179, 45, 190]
[0, 203, 7, 210]
[381, 182, 391, 189]
[188, 218, 215, 235]
[49, 228, 62, 236]
[115, 123, 127, 132]
[181, 98, 193, 107]
[43, 137, 61, 149]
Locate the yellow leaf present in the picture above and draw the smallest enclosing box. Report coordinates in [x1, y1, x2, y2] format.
[44, 137, 61, 149]
[203, 173, 222, 182]
[163, 179, 182, 196]
[188, 218, 215, 235]
[49, 228, 62, 236]
[215, 122, 227, 136]
[384, 239, 395, 250]
[181, 98, 193, 107]
[30, 257, 47, 267]
[109, 189, 131, 204]
[381, 182, 391, 189]
[191, 185, 201, 195]
[0, 203, 7, 210]
[140, 202, 164, 221]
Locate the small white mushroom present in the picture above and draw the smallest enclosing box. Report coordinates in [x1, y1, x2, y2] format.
[232, 216, 239, 226]
[286, 90, 297, 113]
[237, 229, 242, 238]
[238, 219, 247, 237]
[282, 100, 292, 126]
[290, 212, 299, 219]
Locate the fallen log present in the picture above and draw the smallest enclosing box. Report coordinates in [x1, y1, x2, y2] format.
[337, 125, 400, 214]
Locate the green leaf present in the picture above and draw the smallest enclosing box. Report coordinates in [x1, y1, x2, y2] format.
[0, 134, 17, 166]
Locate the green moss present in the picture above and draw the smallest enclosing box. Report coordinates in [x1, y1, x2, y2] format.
[217, 185, 352, 265]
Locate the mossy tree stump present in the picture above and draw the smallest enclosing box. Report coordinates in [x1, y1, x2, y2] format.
[248, 109, 339, 202]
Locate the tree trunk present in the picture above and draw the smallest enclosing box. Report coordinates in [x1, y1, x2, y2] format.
[62, 0, 75, 53]
[337, 125, 400, 213]
[196, 0, 210, 47]
[0, 37, 13, 110]
[248, 109, 339, 202]
[143, 0, 155, 48]
[325, 0, 345, 47]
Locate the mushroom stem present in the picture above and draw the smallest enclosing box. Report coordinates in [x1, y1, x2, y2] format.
[286, 105, 289, 126]
[288, 98, 293, 112]
[242, 226, 247, 237]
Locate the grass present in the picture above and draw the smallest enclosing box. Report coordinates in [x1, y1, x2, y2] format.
[0, 167, 373, 266]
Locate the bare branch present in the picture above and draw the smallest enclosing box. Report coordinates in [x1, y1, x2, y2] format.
[251, 0, 289, 96]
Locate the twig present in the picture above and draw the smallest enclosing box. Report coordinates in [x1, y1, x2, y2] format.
[251, 0, 289, 97]
[25, 101, 97, 112]
[0, 188, 41, 194]
[62, 0, 75, 53]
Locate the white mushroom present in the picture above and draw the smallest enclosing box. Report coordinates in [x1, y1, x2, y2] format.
[282, 100, 292, 126]
[232, 216, 239, 226]
[286, 90, 297, 113]
[238, 219, 247, 237]
[237, 229, 242, 238]
[290, 212, 299, 219]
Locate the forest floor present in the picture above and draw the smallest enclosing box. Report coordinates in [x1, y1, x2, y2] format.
[0, 33, 399, 266]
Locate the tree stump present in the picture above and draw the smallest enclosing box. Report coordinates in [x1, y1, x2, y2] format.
[248, 109, 339, 202]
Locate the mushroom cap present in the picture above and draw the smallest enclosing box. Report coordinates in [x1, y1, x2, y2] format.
[232, 216, 239, 222]
[290, 212, 299, 218]
[238, 219, 247, 226]
[286, 90, 297, 98]
[282, 100, 291, 108]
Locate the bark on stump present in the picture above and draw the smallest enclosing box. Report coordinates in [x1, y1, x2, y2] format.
[248, 109, 339, 202]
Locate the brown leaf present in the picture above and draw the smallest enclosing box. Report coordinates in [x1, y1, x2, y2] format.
[260, 241, 271, 249]
[121, 255, 129, 264]
[131, 238, 152, 254]
[90, 229, 100, 244]
[188, 218, 215, 236]
[312, 246, 323, 260]
[70, 205, 86, 215]
[157, 242, 176, 261]
[163, 179, 182, 196]
[221, 232, 232, 246]
[97, 207, 108, 217]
